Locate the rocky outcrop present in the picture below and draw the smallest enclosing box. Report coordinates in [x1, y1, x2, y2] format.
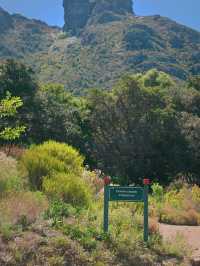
[91, 0, 133, 16]
[63, 0, 133, 35]
[63, 0, 93, 35]
[88, 0, 134, 25]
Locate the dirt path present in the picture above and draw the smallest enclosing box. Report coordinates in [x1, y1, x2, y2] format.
[159, 223, 200, 257]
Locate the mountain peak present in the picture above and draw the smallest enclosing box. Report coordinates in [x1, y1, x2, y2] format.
[63, 0, 133, 35]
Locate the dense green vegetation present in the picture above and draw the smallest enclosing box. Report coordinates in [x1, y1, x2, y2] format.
[0, 143, 193, 266]
[1, 60, 200, 185]
[0, 92, 25, 141]
[1, 1, 200, 263]
[1, 59, 200, 265]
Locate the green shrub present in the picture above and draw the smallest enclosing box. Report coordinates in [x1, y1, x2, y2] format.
[57, 32, 68, 40]
[160, 205, 200, 225]
[63, 223, 98, 251]
[0, 223, 14, 240]
[192, 185, 200, 205]
[21, 141, 84, 190]
[152, 183, 200, 225]
[44, 200, 76, 226]
[50, 236, 71, 249]
[80, 236, 97, 251]
[0, 152, 24, 195]
[43, 173, 92, 208]
[151, 183, 164, 202]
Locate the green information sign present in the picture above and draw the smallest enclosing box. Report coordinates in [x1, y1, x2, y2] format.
[109, 186, 144, 202]
[103, 182, 149, 242]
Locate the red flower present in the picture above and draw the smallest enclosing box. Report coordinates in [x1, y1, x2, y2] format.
[143, 178, 150, 185]
[104, 176, 111, 185]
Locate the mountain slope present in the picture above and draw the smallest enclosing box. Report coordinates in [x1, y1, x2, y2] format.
[0, 7, 60, 59]
[0, 2, 200, 92]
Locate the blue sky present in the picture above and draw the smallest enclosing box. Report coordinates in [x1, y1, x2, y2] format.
[0, 0, 199, 32]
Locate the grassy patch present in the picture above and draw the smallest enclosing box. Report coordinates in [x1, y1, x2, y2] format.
[151, 183, 200, 225]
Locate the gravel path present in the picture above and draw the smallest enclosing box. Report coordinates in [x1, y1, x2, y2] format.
[159, 223, 200, 257]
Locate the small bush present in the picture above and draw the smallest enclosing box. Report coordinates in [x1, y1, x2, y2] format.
[0, 152, 24, 195]
[0, 191, 48, 228]
[192, 185, 200, 205]
[63, 223, 98, 251]
[0, 223, 14, 240]
[160, 206, 200, 225]
[152, 183, 200, 225]
[80, 236, 97, 251]
[82, 170, 104, 195]
[152, 183, 164, 202]
[57, 32, 68, 40]
[21, 141, 84, 190]
[43, 173, 92, 208]
[44, 200, 76, 226]
[50, 236, 71, 249]
[48, 236, 91, 266]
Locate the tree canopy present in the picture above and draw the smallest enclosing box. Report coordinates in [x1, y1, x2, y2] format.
[1, 60, 200, 185]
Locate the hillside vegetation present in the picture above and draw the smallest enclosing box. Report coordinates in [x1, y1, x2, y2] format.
[0, 50, 200, 266]
[1, 1, 200, 264]
[0, 2, 200, 92]
[1, 60, 200, 185]
[0, 143, 195, 266]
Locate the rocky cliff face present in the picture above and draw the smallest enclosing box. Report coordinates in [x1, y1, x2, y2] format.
[63, 0, 133, 35]
[91, 0, 133, 16]
[63, 0, 93, 35]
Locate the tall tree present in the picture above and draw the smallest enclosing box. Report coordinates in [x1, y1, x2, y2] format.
[86, 71, 187, 184]
[173, 79, 200, 184]
[0, 60, 37, 142]
[33, 83, 86, 152]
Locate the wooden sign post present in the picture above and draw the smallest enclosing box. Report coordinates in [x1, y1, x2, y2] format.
[103, 177, 150, 242]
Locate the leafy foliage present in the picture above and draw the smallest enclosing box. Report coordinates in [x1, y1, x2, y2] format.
[33, 83, 86, 149]
[0, 92, 25, 141]
[86, 70, 186, 184]
[1, 61, 200, 185]
[1, 7, 200, 262]
[21, 141, 84, 190]
[0, 60, 36, 100]
[0, 93, 23, 117]
[0, 60, 38, 142]
[44, 200, 76, 226]
[43, 172, 92, 207]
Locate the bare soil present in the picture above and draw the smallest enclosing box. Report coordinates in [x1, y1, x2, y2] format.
[159, 223, 200, 257]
